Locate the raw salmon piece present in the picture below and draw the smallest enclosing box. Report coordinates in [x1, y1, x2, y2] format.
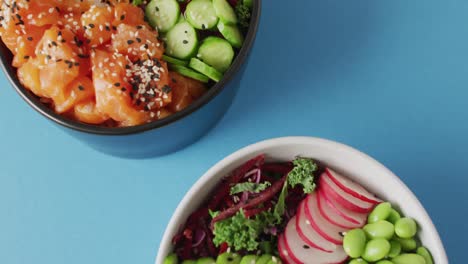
[17, 58, 47, 98]
[55, 76, 95, 114]
[74, 100, 109, 125]
[12, 26, 48, 67]
[92, 49, 149, 126]
[81, 5, 114, 47]
[113, 3, 145, 27]
[111, 23, 164, 62]
[170, 71, 207, 100]
[168, 72, 193, 112]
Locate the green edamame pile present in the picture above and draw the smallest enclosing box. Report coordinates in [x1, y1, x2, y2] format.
[163, 252, 282, 264]
[343, 202, 434, 264]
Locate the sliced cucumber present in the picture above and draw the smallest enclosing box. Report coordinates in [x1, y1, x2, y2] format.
[213, 0, 238, 25]
[165, 21, 198, 59]
[217, 21, 244, 48]
[163, 55, 188, 66]
[197, 37, 234, 73]
[170, 64, 210, 83]
[146, 0, 180, 33]
[189, 58, 223, 82]
[185, 0, 219, 30]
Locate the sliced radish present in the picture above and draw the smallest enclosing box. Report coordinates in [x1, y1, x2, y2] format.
[278, 234, 300, 264]
[325, 168, 382, 204]
[296, 200, 337, 252]
[320, 186, 367, 227]
[283, 216, 349, 264]
[317, 189, 362, 229]
[319, 173, 374, 213]
[303, 193, 346, 245]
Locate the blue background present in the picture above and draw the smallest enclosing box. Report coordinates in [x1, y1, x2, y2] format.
[0, 0, 466, 263]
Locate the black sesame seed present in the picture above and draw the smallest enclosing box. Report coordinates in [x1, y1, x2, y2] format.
[136, 37, 141, 43]
[127, 40, 134, 45]
[120, 15, 125, 20]
[303, 245, 310, 249]
[183, 40, 188, 44]
[162, 85, 171, 94]
[88, 23, 95, 28]
[27, 36, 33, 41]
[114, 82, 121, 87]
[121, 88, 127, 92]
[78, 85, 85, 91]
[23, 55, 30, 59]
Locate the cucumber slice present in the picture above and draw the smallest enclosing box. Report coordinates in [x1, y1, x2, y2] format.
[197, 37, 234, 73]
[185, 0, 219, 30]
[163, 55, 188, 66]
[170, 64, 210, 83]
[217, 21, 244, 48]
[145, 0, 180, 33]
[189, 58, 223, 82]
[243, 0, 253, 9]
[213, 0, 238, 25]
[165, 21, 198, 59]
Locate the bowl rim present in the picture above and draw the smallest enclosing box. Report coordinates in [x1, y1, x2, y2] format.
[155, 136, 448, 264]
[0, 0, 262, 136]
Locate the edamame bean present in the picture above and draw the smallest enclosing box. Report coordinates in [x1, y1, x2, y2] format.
[256, 254, 273, 264]
[164, 253, 178, 264]
[363, 220, 395, 240]
[395, 238, 417, 252]
[388, 240, 402, 258]
[395, 217, 417, 238]
[266, 256, 282, 264]
[216, 253, 241, 264]
[392, 253, 426, 264]
[240, 255, 257, 264]
[344, 228, 367, 258]
[387, 209, 401, 224]
[348, 259, 368, 264]
[362, 238, 391, 262]
[376, 260, 393, 264]
[182, 260, 197, 264]
[368, 202, 392, 223]
[417, 246, 434, 264]
[197, 257, 216, 264]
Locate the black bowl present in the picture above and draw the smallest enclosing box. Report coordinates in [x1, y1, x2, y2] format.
[0, 1, 261, 158]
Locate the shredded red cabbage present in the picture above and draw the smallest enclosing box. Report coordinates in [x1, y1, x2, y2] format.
[172, 155, 302, 260]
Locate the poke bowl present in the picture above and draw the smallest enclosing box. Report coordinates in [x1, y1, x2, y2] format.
[0, 0, 261, 158]
[156, 137, 448, 264]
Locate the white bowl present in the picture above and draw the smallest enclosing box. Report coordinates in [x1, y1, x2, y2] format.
[156, 137, 448, 264]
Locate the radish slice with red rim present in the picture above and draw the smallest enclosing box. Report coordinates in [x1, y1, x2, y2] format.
[319, 185, 367, 227]
[295, 200, 337, 252]
[325, 168, 382, 204]
[278, 234, 300, 264]
[303, 192, 346, 245]
[283, 216, 349, 264]
[317, 188, 363, 229]
[319, 173, 374, 213]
